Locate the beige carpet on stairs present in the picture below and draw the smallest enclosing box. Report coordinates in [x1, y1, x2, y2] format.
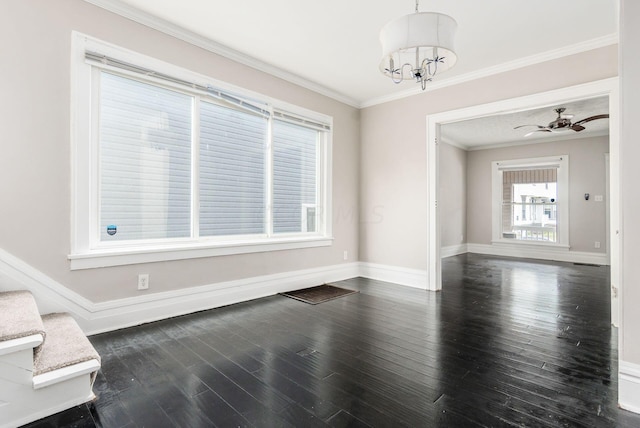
[34, 313, 101, 383]
[0, 290, 45, 344]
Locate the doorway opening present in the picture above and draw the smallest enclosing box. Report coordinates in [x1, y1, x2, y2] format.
[425, 78, 620, 328]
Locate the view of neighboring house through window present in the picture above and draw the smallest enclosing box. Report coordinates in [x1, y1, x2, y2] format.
[502, 168, 558, 242]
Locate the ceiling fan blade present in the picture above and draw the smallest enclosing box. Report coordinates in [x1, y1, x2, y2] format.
[571, 124, 586, 132]
[524, 129, 552, 137]
[514, 124, 546, 130]
[573, 114, 609, 126]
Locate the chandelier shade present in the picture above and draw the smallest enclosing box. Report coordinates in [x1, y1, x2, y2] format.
[379, 8, 457, 89]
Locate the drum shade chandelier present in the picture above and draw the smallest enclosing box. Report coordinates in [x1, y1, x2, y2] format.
[379, 0, 458, 90]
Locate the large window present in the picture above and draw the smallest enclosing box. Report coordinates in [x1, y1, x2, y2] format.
[492, 156, 569, 248]
[70, 34, 332, 269]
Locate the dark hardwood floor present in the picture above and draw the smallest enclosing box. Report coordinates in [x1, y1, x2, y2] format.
[23, 254, 640, 427]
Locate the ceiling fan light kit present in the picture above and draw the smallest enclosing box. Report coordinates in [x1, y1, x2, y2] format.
[515, 107, 609, 137]
[379, 0, 457, 90]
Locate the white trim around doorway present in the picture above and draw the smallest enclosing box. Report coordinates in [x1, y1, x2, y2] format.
[426, 76, 621, 408]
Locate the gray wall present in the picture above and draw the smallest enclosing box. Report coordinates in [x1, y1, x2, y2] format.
[465, 136, 609, 253]
[360, 45, 617, 270]
[439, 143, 467, 248]
[0, 0, 360, 302]
[621, 0, 640, 364]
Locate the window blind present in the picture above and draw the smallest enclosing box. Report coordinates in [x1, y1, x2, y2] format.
[272, 119, 318, 233]
[503, 168, 558, 186]
[273, 110, 331, 131]
[99, 72, 192, 241]
[85, 51, 269, 117]
[87, 46, 330, 246]
[199, 101, 268, 236]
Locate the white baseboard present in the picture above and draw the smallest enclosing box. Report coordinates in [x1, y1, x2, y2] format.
[466, 243, 609, 266]
[0, 248, 359, 335]
[620, 361, 640, 414]
[441, 244, 468, 258]
[0, 245, 609, 336]
[358, 262, 427, 289]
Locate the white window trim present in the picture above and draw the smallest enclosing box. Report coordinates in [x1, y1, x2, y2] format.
[491, 155, 569, 249]
[69, 32, 333, 270]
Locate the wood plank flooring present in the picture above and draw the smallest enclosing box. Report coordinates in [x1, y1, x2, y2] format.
[23, 254, 640, 427]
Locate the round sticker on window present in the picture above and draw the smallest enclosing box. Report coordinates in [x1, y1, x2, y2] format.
[106, 225, 117, 236]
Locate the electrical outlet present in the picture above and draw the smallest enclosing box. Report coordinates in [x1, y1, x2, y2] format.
[594, 241, 601, 249]
[594, 195, 603, 202]
[343, 250, 348, 261]
[138, 274, 149, 290]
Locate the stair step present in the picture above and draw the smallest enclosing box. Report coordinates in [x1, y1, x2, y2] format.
[34, 313, 100, 382]
[0, 295, 101, 428]
[0, 334, 43, 357]
[33, 359, 101, 390]
[0, 291, 45, 348]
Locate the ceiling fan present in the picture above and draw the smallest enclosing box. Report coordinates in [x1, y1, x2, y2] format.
[514, 107, 609, 137]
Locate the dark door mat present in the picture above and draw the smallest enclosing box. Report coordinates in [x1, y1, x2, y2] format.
[280, 284, 358, 305]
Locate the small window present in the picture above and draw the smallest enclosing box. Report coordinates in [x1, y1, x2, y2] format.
[492, 156, 569, 247]
[502, 170, 558, 242]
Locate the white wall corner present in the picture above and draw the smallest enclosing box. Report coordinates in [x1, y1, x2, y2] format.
[358, 262, 428, 290]
[620, 361, 640, 414]
[441, 244, 468, 259]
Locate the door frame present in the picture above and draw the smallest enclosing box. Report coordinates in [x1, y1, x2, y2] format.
[425, 77, 620, 327]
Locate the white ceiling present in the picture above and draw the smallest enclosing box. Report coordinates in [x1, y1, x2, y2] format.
[440, 96, 610, 150]
[93, 0, 618, 107]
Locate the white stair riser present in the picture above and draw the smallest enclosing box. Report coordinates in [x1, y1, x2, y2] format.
[0, 348, 34, 385]
[0, 372, 95, 428]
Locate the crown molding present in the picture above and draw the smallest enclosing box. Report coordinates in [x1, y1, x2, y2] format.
[81, 0, 361, 108]
[361, 34, 619, 108]
[82, 0, 617, 110]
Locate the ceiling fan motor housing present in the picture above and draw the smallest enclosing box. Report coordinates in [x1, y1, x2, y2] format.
[550, 117, 572, 130]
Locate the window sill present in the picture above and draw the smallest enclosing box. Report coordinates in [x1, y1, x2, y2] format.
[68, 236, 333, 270]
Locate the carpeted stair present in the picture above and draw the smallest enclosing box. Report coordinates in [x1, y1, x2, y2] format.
[0, 291, 45, 345]
[0, 290, 101, 428]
